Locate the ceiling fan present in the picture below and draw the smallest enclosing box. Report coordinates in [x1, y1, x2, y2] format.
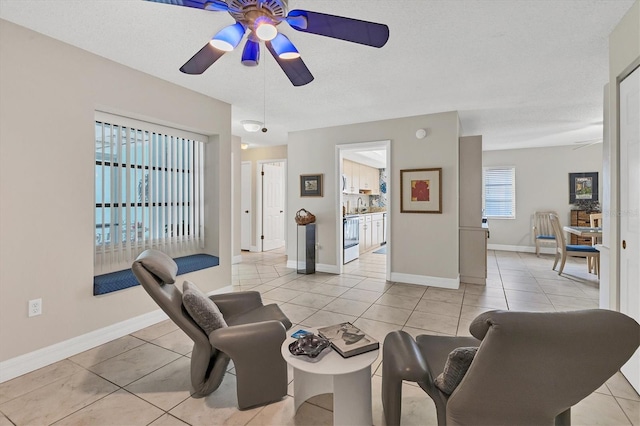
[147, 0, 390, 86]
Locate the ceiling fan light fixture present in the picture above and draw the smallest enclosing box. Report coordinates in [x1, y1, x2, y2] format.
[210, 22, 245, 51]
[241, 39, 260, 66]
[241, 120, 263, 132]
[271, 33, 300, 59]
[255, 22, 278, 41]
[285, 13, 308, 30]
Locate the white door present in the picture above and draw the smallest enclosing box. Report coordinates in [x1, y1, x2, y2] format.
[262, 162, 285, 251]
[620, 65, 640, 393]
[241, 162, 252, 251]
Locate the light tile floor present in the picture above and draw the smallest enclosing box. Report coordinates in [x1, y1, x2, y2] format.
[1, 250, 638, 425]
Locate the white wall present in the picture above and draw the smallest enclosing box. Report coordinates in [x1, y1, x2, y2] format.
[483, 144, 602, 251]
[287, 112, 461, 286]
[0, 20, 232, 362]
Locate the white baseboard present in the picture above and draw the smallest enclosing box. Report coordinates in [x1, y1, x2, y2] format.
[232, 255, 243, 264]
[316, 263, 340, 274]
[487, 244, 555, 255]
[390, 272, 460, 289]
[0, 309, 168, 383]
[285, 260, 339, 275]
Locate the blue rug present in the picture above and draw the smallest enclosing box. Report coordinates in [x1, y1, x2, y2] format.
[373, 245, 387, 254]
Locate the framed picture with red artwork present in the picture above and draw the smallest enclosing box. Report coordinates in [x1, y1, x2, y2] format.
[400, 168, 442, 213]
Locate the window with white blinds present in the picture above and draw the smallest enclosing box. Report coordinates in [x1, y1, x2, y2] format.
[94, 112, 206, 273]
[483, 167, 516, 219]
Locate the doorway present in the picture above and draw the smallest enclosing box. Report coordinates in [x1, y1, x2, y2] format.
[337, 141, 391, 279]
[258, 160, 286, 252]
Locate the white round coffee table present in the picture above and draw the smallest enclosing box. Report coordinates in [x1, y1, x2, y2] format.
[281, 330, 379, 426]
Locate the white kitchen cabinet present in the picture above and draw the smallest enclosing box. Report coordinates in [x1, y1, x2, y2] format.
[364, 215, 373, 252]
[358, 216, 366, 254]
[344, 160, 380, 195]
[359, 166, 379, 195]
[343, 159, 360, 194]
[371, 213, 384, 246]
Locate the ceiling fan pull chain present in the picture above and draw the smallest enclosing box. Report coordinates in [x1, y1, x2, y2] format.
[262, 55, 267, 132]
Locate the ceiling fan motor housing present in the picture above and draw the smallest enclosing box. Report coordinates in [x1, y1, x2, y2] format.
[228, 0, 288, 29]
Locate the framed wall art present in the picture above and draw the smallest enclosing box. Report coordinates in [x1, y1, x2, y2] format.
[400, 168, 442, 213]
[300, 174, 323, 197]
[569, 172, 598, 203]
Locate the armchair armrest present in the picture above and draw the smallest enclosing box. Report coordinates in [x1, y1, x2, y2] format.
[209, 320, 286, 358]
[383, 330, 428, 382]
[210, 291, 263, 317]
[209, 320, 287, 409]
[382, 330, 428, 426]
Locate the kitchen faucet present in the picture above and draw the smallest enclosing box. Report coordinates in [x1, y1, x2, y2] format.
[357, 197, 363, 213]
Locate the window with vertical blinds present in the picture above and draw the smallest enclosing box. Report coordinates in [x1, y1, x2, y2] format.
[483, 167, 516, 219]
[94, 112, 206, 274]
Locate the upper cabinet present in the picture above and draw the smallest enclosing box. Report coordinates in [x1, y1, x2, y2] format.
[343, 159, 360, 194]
[343, 159, 380, 195]
[360, 165, 380, 195]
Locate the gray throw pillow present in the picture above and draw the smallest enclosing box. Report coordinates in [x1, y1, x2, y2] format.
[434, 346, 478, 395]
[182, 281, 227, 335]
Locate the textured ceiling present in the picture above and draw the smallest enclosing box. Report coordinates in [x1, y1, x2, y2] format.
[0, 0, 634, 150]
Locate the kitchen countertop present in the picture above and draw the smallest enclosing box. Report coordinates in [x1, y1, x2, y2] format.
[344, 211, 386, 217]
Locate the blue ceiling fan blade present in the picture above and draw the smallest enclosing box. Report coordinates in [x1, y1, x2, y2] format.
[145, 0, 230, 12]
[265, 41, 313, 87]
[180, 42, 226, 74]
[286, 10, 389, 48]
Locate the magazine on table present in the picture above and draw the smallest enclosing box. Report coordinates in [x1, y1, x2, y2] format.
[316, 322, 379, 358]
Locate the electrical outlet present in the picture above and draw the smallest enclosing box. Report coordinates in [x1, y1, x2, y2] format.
[28, 298, 42, 317]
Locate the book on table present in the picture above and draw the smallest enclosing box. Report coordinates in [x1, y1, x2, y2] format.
[316, 322, 379, 358]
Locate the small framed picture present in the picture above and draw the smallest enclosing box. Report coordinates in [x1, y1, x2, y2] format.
[300, 174, 323, 197]
[569, 172, 598, 203]
[400, 168, 442, 213]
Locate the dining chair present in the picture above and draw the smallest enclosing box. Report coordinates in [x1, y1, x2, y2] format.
[532, 211, 558, 256]
[589, 213, 602, 243]
[588, 213, 603, 271]
[549, 213, 599, 277]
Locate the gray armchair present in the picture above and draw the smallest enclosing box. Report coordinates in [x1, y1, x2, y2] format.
[132, 249, 292, 409]
[382, 309, 640, 426]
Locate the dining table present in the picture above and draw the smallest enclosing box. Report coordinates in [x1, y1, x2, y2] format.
[563, 226, 602, 239]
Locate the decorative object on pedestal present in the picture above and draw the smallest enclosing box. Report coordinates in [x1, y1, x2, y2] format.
[295, 208, 316, 225]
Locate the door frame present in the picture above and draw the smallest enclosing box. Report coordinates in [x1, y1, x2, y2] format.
[256, 159, 287, 252]
[617, 62, 640, 392]
[240, 161, 252, 251]
[336, 140, 391, 279]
